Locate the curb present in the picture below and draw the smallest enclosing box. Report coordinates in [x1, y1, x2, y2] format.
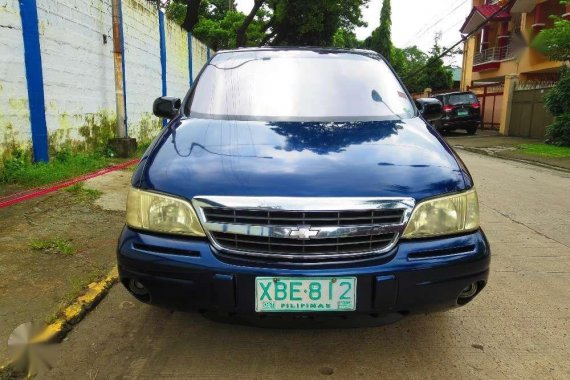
[456, 146, 570, 174]
[0, 267, 119, 376]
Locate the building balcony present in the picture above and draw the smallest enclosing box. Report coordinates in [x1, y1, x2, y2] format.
[473, 45, 515, 72]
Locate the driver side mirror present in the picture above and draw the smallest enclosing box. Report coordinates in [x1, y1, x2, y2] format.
[153, 96, 181, 119]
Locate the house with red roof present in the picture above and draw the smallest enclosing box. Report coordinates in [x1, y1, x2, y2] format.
[459, 0, 568, 137]
[461, 0, 567, 85]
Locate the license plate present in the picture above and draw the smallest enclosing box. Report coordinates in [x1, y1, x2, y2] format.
[255, 277, 357, 312]
[457, 109, 469, 116]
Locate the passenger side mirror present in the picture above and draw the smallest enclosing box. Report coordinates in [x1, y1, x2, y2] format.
[153, 96, 181, 119]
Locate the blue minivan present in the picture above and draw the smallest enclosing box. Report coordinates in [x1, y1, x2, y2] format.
[117, 48, 490, 325]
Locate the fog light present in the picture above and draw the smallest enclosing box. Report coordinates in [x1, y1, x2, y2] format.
[129, 279, 149, 296]
[459, 283, 478, 299]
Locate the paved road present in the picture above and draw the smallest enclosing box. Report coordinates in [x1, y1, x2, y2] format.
[43, 151, 570, 379]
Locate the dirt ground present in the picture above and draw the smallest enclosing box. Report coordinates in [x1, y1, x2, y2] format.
[0, 170, 131, 364]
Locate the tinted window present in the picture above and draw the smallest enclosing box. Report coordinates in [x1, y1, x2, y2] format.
[448, 93, 477, 105]
[188, 50, 415, 121]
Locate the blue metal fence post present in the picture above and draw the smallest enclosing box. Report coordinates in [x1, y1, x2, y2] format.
[18, 0, 49, 162]
[119, 0, 128, 135]
[207, 46, 211, 60]
[188, 32, 193, 87]
[158, 9, 167, 127]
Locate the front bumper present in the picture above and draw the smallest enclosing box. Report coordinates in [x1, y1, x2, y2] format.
[117, 227, 490, 319]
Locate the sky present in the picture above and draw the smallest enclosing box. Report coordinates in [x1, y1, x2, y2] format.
[235, 0, 473, 66]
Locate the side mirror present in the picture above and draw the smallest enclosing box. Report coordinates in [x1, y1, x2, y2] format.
[153, 96, 181, 119]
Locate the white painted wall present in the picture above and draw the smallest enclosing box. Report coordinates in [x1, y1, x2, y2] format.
[0, 0, 211, 155]
[0, 0, 31, 146]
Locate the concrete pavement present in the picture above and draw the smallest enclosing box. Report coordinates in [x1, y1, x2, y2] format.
[41, 151, 570, 379]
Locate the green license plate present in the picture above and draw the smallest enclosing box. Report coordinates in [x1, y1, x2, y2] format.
[457, 109, 469, 116]
[255, 277, 357, 312]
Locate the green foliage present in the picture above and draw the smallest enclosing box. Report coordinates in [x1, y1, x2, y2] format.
[517, 143, 570, 157]
[0, 151, 114, 187]
[391, 46, 430, 93]
[267, 0, 367, 46]
[532, 18, 570, 62]
[533, 4, 570, 146]
[424, 37, 453, 91]
[30, 238, 76, 255]
[545, 114, 570, 146]
[167, 0, 264, 49]
[66, 182, 103, 202]
[193, 10, 265, 50]
[332, 28, 360, 49]
[367, 0, 392, 61]
[391, 39, 453, 94]
[166, 0, 368, 48]
[544, 67, 570, 116]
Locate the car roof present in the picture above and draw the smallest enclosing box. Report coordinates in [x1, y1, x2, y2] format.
[215, 46, 380, 57]
[436, 91, 475, 97]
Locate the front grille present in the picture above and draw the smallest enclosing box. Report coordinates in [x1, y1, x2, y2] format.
[211, 232, 397, 257]
[203, 208, 404, 226]
[193, 197, 414, 262]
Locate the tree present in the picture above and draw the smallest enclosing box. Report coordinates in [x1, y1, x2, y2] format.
[236, 0, 265, 47]
[533, 4, 570, 146]
[367, 0, 391, 61]
[391, 46, 429, 93]
[424, 33, 453, 91]
[266, 0, 368, 46]
[166, 0, 367, 49]
[166, 0, 266, 49]
[332, 28, 360, 49]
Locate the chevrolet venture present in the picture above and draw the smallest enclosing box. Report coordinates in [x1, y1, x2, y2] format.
[117, 48, 490, 325]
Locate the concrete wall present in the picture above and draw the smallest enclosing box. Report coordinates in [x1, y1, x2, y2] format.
[0, 0, 30, 147]
[0, 0, 211, 156]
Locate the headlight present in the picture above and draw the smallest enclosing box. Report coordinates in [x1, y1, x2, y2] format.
[403, 189, 479, 239]
[126, 188, 205, 237]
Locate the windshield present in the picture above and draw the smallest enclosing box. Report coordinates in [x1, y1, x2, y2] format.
[188, 50, 415, 122]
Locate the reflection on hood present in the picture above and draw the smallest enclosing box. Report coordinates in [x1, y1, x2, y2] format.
[269, 121, 404, 155]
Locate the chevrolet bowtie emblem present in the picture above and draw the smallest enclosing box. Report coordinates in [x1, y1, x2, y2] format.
[289, 226, 320, 240]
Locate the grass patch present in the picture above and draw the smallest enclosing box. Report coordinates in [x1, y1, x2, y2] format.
[65, 182, 102, 202]
[0, 151, 119, 188]
[30, 238, 76, 255]
[45, 267, 107, 324]
[517, 144, 570, 158]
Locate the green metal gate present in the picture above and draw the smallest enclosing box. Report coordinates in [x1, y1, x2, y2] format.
[509, 85, 555, 139]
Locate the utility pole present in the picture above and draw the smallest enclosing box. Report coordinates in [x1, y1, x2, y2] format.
[112, 0, 126, 139]
[109, 0, 136, 157]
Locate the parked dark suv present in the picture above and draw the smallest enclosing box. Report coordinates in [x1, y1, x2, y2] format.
[434, 92, 481, 135]
[117, 48, 489, 326]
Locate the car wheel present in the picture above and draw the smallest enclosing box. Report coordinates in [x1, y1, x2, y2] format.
[466, 126, 477, 135]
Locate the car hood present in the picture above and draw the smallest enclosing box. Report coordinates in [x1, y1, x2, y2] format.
[136, 117, 469, 202]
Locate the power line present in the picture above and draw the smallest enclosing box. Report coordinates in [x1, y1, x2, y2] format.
[403, 0, 469, 47]
[404, 0, 465, 45]
[403, 0, 515, 81]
